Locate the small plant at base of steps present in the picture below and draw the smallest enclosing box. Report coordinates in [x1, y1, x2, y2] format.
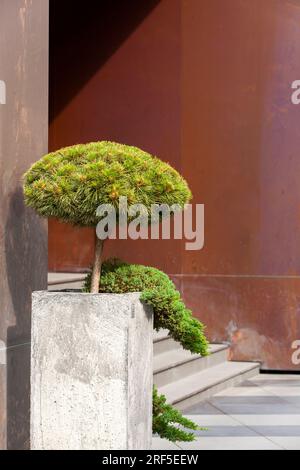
[153, 386, 206, 442]
[84, 259, 209, 442]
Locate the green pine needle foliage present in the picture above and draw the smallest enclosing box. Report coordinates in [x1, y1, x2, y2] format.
[153, 386, 205, 442]
[23, 141, 192, 226]
[83, 259, 209, 356]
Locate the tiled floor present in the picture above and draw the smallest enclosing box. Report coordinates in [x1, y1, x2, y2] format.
[152, 374, 300, 450]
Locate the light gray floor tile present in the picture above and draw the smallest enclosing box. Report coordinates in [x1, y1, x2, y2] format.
[194, 425, 263, 438]
[152, 373, 300, 450]
[178, 436, 282, 450]
[264, 436, 300, 450]
[231, 413, 300, 426]
[249, 426, 300, 437]
[185, 413, 247, 428]
[184, 401, 225, 415]
[152, 437, 181, 450]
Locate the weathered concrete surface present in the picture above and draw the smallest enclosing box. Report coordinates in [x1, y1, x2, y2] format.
[0, 0, 49, 449]
[31, 292, 153, 450]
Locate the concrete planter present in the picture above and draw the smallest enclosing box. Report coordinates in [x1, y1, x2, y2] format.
[30, 292, 153, 450]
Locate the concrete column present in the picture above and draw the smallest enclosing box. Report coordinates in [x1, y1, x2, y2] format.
[31, 292, 153, 450]
[0, 0, 49, 449]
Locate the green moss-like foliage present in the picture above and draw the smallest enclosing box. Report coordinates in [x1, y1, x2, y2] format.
[23, 141, 192, 226]
[84, 259, 208, 356]
[153, 387, 204, 442]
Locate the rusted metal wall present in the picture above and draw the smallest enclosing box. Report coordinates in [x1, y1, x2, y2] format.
[0, 0, 49, 449]
[181, 0, 300, 371]
[49, 0, 300, 370]
[49, 0, 181, 273]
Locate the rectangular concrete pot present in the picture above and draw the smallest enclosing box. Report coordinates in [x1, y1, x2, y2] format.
[30, 291, 153, 450]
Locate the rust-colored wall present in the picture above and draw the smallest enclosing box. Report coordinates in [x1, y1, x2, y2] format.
[49, 0, 300, 370]
[49, 0, 182, 273]
[181, 0, 300, 370]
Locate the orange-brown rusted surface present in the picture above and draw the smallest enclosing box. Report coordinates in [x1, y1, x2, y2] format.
[49, 0, 181, 273]
[49, 0, 300, 370]
[177, 275, 300, 371]
[181, 0, 300, 370]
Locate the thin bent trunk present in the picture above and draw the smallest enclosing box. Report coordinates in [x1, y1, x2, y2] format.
[90, 237, 104, 293]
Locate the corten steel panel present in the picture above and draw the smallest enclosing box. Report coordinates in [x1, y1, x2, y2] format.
[48, 218, 95, 273]
[181, 0, 300, 369]
[49, 0, 182, 273]
[180, 276, 300, 371]
[49, 0, 300, 369]
[0, 0, 49, 449]
[182, 0, 300, 277]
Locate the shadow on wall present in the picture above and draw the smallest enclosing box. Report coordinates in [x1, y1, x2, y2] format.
[49, 0, 178, 272]
[50, 0, 160, 122]
[5, 189, 47, 449]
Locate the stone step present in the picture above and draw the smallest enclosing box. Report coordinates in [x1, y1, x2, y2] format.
[48, 273, 86, 291]
[154, 343, 228, 387]
[153, 329, 178, 355]
[153, 329, 169, 342]
[154, 336, 180, 355]
[158, 361, 260, 411]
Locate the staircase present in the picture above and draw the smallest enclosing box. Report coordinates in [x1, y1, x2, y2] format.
[154, 329, 260, 411]
[48, 274, 261, 411]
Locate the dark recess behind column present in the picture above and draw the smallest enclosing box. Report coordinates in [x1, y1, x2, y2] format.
[49, 0, 161, 122]
[49, 0, 182, 273]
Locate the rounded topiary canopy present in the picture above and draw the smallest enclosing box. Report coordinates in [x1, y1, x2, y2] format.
[24, 141, 192, 227]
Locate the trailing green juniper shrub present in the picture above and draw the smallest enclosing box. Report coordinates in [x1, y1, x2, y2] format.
[84, 259, 208, 356]
[23, 141, 192, 293]
[153, 387, 205, 442]
[84, 259, 208, 442]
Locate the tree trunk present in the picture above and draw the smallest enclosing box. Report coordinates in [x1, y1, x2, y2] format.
[90, 238, 104, 293]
